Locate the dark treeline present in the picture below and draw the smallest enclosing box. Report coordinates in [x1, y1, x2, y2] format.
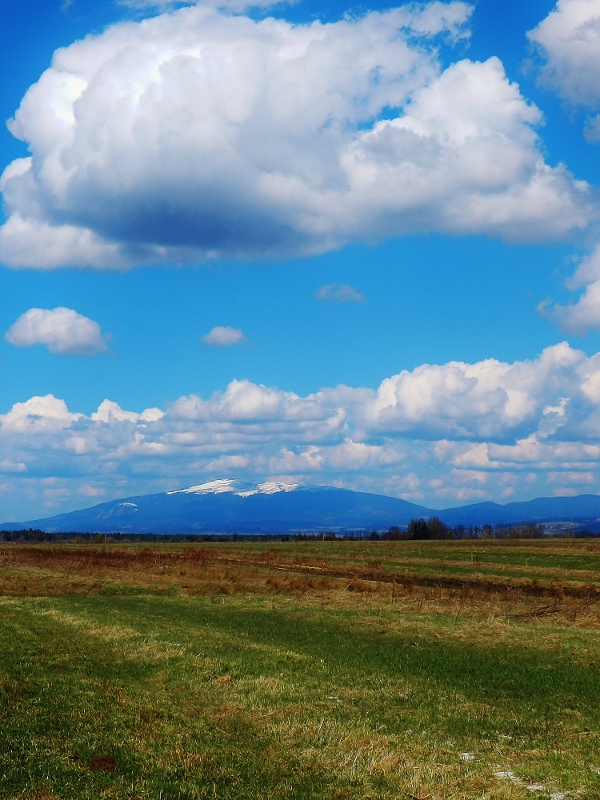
[0, 521, 597, 542]
[0, 529, 313, 543]
[378, 518, 548, 540]
[0, 529, 383, 543]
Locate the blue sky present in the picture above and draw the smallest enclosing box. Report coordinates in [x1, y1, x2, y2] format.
[2, 0, 600, 520]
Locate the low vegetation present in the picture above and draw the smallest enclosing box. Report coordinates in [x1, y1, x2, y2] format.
[1, 538, 600, 799]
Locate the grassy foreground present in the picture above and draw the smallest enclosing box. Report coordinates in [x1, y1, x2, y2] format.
[1, 539, 600, 799]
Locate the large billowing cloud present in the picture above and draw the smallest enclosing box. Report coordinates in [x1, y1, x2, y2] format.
[364, 341, 585, 441]
[5, 307, 108, 355]
[0, 2, 593, 269]
[528, 0, 600, 141]
[4, 342, 600, 519]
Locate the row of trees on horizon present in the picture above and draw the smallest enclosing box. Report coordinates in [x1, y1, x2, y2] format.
[0, 520, 592, 542]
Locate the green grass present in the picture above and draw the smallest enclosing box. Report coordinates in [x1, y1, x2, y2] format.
[1, 540, 600, 798]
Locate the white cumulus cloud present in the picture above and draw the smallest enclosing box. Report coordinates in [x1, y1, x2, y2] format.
[538, 245, 600, 334]
[5, 343, 600, 518]
[5, 307, 109, 355]
[201, 326, 245, 346]
[528, 0, 600, 140]
[364, 342, 584, 441]
[0, 2, 592, 269]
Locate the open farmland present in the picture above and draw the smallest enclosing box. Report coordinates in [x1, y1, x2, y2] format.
[1, 539, 600, 799]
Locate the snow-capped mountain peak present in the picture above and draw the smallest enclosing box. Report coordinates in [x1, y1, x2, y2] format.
[167, 479, 300, 497]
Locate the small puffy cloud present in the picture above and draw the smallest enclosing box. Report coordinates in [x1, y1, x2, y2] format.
[5, 307, 108, 355]
[0, 460, 27, 474]
[92, 399, 164, 423]
[0, 394, 81, 434]
[0, 3, 592, 270]
[528, 0, 600, 138]
[78, 484, 106, 497]
[315, 283, 365, 303]
[201, 326, 245, 346]
[538, 245, 600, 334]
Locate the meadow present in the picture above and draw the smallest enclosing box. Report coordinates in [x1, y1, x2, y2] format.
[1, 538, 600, 799]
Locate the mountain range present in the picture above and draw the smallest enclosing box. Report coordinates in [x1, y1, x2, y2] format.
[2, 479, 600, 534]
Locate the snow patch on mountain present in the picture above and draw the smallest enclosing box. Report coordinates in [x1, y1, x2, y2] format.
[237, 482, 300, 497]
[167, 479, 300, 497]
[168, 479, 237, 495]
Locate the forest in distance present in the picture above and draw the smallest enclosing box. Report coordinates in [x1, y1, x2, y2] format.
[0, 519, 583, 543]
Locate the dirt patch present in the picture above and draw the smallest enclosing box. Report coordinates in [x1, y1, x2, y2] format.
[87, 755, 116, 773]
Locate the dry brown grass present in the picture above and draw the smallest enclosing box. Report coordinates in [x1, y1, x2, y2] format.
[2, 541, 600, 627]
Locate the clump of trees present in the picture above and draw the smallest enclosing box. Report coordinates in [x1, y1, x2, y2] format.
[382, 526, 406, 540]
[382, 519, 548, 540]
[0, 528, 52, 542]
[380, 518, 451, 540]
[507, 524, 544, 539]
[407, 517, 451, 540]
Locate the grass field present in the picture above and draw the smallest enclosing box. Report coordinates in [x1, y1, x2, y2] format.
[1, 539, 600, 799]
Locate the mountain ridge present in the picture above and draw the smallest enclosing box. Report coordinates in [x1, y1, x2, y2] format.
[2, 480, 600, 534]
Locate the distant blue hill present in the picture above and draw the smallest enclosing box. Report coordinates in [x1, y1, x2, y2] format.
[0, 480, 429, 534]
[2, 479, 600, 534]
[437, 495, 600, 527]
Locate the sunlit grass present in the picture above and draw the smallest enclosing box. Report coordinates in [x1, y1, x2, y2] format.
[1, 540, 600, 798]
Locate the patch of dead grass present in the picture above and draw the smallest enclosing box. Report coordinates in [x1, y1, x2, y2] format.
[2, 542, 600, 631]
